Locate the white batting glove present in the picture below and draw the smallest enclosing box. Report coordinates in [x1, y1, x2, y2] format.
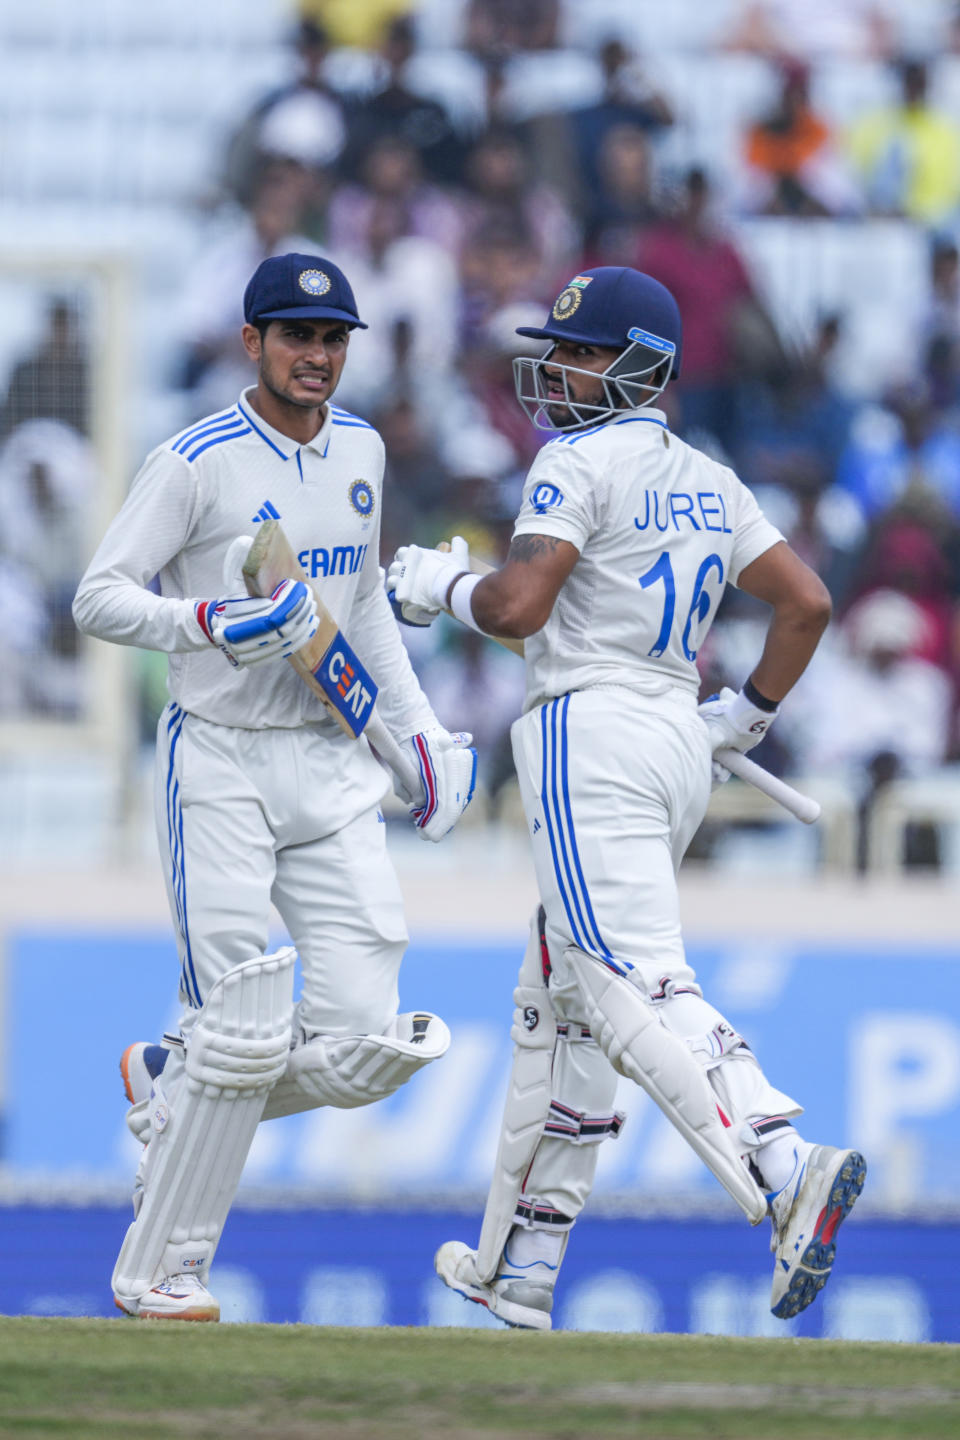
[196, 580, 319, 668]
[697, 685, 779, 786]
[396, 726, 477, 841]
[386, 536, 471, 628]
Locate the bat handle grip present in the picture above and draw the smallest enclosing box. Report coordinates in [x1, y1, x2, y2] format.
[365, 714, 422, 798]
[715, 748, 821, 824]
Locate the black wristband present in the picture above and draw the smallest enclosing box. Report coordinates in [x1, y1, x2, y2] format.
[743, 676, 779, 713]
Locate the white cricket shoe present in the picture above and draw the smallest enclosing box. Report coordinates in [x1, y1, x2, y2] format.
[115, 1273, 220, 1322]
[435, 1241, 554, 1331]
[770, 1144, 866, 1320]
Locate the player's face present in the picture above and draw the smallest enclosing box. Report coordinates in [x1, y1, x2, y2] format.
[541, 340, 623, 427]
[244, 319, 350, 411]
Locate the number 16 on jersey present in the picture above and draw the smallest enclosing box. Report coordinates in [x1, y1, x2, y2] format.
[639, 549, 724, 661]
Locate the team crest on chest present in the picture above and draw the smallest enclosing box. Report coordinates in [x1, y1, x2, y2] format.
[299, 268, 331, 297]
[551, 274, 592, 322]
[348, 479, 375, 517]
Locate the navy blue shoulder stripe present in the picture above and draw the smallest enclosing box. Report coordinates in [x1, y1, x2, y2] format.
[171, 407, 239, 452]
[183, 426, 253, 463]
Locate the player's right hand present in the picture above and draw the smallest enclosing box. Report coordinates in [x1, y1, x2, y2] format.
[386, 536, 471, 628]
[697, 685, 779, 784]
[196, 580, 319, 668]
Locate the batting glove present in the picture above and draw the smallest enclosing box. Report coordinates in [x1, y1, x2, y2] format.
[396, 726, 477, 841]
[386, 536, 471, 628]
[697, 685, 779, 786]
[196, 580, 319, 668]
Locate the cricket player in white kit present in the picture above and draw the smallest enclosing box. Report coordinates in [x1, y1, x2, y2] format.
[73, 253, 475, 1321]
[388, 266, 866, 1330]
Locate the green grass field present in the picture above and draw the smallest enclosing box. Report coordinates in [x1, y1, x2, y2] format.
[0, 1319, 958, 1440]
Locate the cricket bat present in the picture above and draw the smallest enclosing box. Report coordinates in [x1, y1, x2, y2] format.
[438, 546, 820, 824]
[242, 520, 421, 797]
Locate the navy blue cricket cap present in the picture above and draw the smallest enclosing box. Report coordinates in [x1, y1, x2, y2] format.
[517, 266, 682, 377]
[243, 252, 368, 329]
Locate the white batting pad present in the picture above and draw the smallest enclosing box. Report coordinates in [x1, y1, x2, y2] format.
[566, 946, 767, 1225]
[655, 986, 802, 1137]
[474, 913, 558, 1282]
[112, 948, 296, 1307]
[264, 1010, 450, 1115]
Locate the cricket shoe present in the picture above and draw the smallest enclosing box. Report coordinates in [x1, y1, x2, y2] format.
[115, 1273, 220, 1322]
[435, 1241, 554, 1331]
[769, 1144, 867, 1320]
[120, 1042, 169, 1105]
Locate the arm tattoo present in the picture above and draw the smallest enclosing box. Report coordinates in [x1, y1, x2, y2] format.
[508, 534, 563, 564]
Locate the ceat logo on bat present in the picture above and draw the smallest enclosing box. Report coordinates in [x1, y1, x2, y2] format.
[314, 633, 378, 737]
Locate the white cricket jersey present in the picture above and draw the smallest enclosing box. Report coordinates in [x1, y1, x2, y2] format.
[512, 406, 784, 711]
[74, 390, 435, 735]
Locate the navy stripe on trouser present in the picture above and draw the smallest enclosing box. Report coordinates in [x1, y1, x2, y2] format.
[163, 704, 201, 1007]
[539, 696, 629, 976]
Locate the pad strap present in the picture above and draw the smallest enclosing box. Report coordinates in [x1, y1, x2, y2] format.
[544, 1100, 626, 1145]
[514, 1196, 576, 1231]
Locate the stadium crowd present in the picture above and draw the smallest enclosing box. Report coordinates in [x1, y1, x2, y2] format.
[4, 0, 960, 862]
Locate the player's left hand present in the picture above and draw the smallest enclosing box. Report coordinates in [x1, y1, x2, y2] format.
[396, 726, 477, 841]
[698, 685, 779, 786]
[386, 536, 471, 628]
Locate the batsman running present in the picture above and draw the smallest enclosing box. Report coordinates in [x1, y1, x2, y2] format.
[73, 253, 475, 1321]
[387, 265, 866, 1330]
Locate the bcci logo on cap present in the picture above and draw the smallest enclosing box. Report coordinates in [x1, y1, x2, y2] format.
[299, 268, 331, 297]
[551, 273, 593, 322]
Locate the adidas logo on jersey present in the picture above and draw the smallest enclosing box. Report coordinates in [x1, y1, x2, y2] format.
[252, 500, 281, 524]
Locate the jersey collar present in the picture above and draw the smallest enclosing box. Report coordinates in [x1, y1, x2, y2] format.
[237, 389, 333, 460]
[612, 404, 668, 429]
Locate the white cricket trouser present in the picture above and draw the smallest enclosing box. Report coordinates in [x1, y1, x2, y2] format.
[513, 686, 710, 985]
[510, 687, 799, 1224]
[155, 702, 407, 1040]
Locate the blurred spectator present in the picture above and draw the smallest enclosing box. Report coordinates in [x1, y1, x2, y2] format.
[848, 59, 960, 226]
[786, 589, 952, 864]
[638, 168, 786, 453]
[300, 0, 417, 50]
[836, 381, 960, 522]
[463, 0, 560, 60]
[339, 16, 465, 185]
[375, 396, 450, 556]
[450, 302, 548, 471]
[328, 133, 464, 256]
[224, 20, 346, 208]
[741, 61, 862, 216]
[845, 516, 957, 676]
[458, 220, 545, 348]
[0, 299, 89, 440]
[919, 238, 960, 410]
[460, 127, 579, 281]
[0, 419, 95, 714]
[324, 201, 460, 413]
[739, 313, 854, 487]
[726, 0, 894, 60]
[565, 39, 672, 202]
[418, 626, 525, 803]
[583, 124, 661, 264]
[174, 162, 320, 412]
